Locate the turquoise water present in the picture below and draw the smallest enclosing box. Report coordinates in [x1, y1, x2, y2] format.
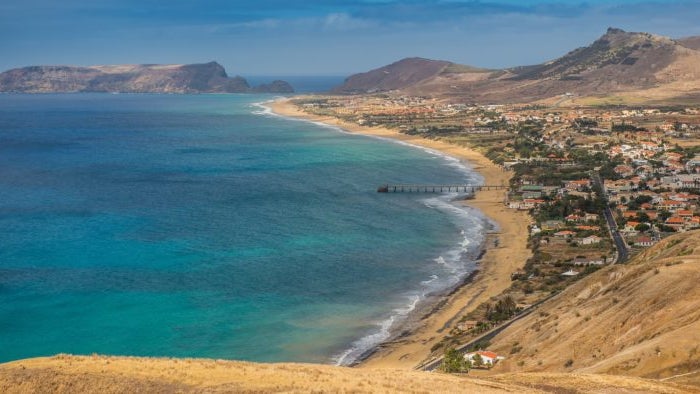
[0, 93, 487, 364]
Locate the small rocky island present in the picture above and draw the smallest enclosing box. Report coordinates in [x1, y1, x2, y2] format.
[0, 61, 293, 94]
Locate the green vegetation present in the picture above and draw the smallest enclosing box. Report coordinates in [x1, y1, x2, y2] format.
[485, 295, 519, 322]
[440, 348, 471, 373]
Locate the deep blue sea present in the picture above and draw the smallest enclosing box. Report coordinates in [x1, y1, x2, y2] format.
[0, 93, 487, 365]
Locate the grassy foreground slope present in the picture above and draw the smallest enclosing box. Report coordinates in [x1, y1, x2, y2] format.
[1, 354, 696, 393]
[486, 231, 700, 388]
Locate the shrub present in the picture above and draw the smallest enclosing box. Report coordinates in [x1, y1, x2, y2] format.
[440, 348, 470, 373]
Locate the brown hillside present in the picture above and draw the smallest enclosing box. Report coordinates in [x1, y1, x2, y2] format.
[484, 231, 700, 388]
[332, 57, 454, 94]
[439, 28, 700, 103]
[0, 355, 695, 393]
[678, 36, 700, 51]
[339, 28, 700, 104]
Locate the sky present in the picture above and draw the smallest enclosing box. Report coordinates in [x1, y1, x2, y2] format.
[2, 0, 700, 76]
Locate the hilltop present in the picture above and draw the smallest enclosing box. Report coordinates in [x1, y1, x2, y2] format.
[481, 230, 700, 387]
[332, 28, 700, 104]
[0, 61, 294, 94]
[331, 57, 491, 94]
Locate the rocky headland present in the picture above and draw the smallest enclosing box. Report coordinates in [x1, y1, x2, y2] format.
[0, 61, 294, 94]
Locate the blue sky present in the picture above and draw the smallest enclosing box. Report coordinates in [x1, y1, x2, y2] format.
[2, 1, 699, 75]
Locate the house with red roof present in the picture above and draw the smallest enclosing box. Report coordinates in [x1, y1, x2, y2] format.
[635, 236, 655, 247]
[554, 230, 576, 239]
[623, 211, 639, 220]
[565, 213, 584, 223]
[658, 200, 686, 212]
[575, 225, 601, 231]
[690, 217, 700, 229]
[665, 216, 685, 231]
[677, 210, 694, 220]
[464, 351, 503, 368]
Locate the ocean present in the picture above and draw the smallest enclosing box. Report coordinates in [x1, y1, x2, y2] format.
[0, 93, 488, 365]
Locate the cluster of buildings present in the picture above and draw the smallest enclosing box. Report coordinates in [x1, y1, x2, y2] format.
[507, 140, 700, 254]
[300, 95, 700, 259]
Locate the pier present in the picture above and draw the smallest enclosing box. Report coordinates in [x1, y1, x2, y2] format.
[377, 184, 509, 193]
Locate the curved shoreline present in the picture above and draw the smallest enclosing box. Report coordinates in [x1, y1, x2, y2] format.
[268, 97, 533, 369]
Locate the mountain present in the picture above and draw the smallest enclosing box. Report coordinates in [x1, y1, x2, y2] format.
[488, 27, 700, 102]
[331, 57, 490, 94]
[484, 230, 700, 387]
[0, 355, 693, 393]
[0, 61, 294, 94]
[508, 28, 676, 82]
[332, 28, 700, 103]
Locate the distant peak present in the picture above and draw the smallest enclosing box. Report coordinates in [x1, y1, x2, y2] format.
[606, 27, 626, 35]
[395, 57, 447, 64]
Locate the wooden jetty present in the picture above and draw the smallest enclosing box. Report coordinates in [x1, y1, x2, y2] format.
[377, 184, 509, 193]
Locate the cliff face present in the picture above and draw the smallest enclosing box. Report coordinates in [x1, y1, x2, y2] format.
[0, 62, 293, 94]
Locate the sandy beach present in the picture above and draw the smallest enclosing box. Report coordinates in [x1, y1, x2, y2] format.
[269, 98, 532, 370]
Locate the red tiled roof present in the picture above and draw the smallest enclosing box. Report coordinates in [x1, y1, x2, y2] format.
[478, 351, 498, 359]
[662, 200, 684, 206]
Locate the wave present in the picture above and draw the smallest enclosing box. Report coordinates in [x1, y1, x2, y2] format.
[333, 294, 421, 366]
[250, 99, 280, 116]
[252, 100, 484, 185]
[251, 99, 494, 367]
[333, 193, 494, 366]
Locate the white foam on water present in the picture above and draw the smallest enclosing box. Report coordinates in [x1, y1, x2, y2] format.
[253, 100, 484, 184]
[253, 100, 497, 367]
[251, 99, 284, 116]
[333, 294, 421, 366]
[333, 193, 495, 366]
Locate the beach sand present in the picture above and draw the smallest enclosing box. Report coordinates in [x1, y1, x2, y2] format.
[269, 98, 532, 370]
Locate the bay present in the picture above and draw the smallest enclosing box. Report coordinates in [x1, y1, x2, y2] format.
[0, 93, 487, 364]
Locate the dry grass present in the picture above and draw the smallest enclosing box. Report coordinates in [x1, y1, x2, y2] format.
[482, 231, 700, 390]
[1, 355, 696, 393]
[0, 355, 530, 393]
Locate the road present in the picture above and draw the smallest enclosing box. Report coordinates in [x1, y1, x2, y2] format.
[591, 172, 629, 263]
[417, 293, 556, 371]
[419, 173, 628, 372]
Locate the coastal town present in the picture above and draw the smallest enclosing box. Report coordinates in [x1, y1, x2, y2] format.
[296, 94, 700, 260]
[290, 94, 700, 370]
